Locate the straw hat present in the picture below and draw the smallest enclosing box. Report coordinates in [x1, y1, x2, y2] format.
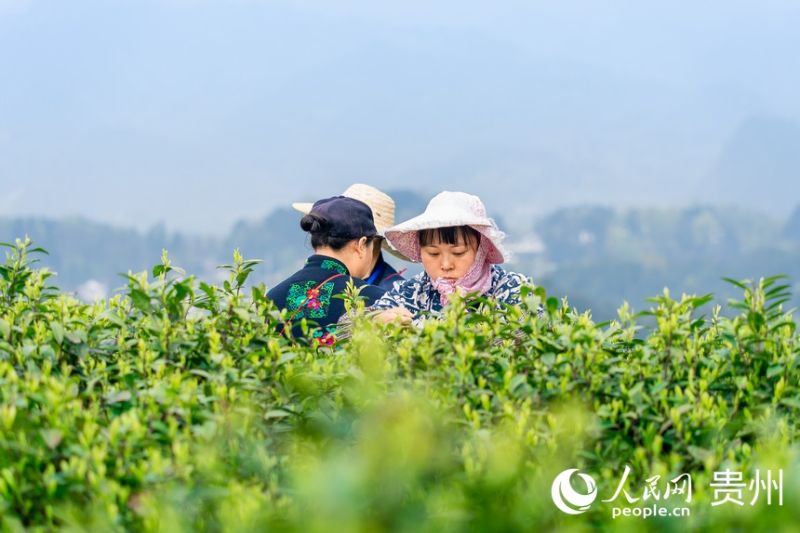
[292, 184, 410, 261]
[384, 191, 508, 264]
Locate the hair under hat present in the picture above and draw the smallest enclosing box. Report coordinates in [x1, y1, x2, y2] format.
[384, 191, 508, 264]
[304, 196, 378, 240]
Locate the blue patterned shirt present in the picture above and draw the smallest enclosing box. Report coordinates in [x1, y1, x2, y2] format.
[369, 265, 529, 321]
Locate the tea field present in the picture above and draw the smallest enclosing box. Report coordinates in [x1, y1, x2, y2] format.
[0, 239, 798, 532]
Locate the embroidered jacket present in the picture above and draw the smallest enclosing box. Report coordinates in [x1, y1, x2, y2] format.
[369, 265, 529, 322]
[267, 255, 386, 345]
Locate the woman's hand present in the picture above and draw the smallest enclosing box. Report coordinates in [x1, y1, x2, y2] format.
[375, 307, 413, 325]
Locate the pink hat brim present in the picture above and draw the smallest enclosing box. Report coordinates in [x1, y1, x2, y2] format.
[386, 225, 506, 264]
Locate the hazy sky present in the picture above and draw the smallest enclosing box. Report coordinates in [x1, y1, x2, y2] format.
[2, 0, 799, 234]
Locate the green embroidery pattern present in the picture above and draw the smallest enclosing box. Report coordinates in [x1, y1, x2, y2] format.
[312, 326, 337, 347]
[286, 280, 336, 320]
[321, 259, 348, 275]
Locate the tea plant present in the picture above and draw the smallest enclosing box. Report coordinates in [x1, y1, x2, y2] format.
[0, 238, 798, 532]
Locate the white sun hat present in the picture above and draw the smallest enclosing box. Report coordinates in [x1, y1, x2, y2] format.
[384, 191, 508, 264]
[292, 183, 410, 261]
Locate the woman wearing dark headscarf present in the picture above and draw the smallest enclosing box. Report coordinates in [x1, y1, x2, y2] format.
[292, 184, 409, 290]
[267, 196, 386, 346]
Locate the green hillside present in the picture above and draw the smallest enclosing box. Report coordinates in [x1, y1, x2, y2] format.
[4, 201, 800, 325]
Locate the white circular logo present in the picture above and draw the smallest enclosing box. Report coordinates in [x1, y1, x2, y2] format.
[551, 468, 598, 515]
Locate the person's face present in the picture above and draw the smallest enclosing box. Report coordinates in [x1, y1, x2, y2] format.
[420, 234, 477, 281]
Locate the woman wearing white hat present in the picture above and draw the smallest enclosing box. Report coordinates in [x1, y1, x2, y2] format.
[370, 191, 529, 324]
[293, 184, 409, 290]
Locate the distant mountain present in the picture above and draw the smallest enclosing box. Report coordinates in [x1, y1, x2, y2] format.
[516, 204, 800, 321]
[4, 198, 800, 322]
[0, 216, 218, 298]
[0, 190, 432, 295]
[224, 207, 310, 285]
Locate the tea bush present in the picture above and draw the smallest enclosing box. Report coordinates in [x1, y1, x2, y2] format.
[0, 238, 798, 532]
